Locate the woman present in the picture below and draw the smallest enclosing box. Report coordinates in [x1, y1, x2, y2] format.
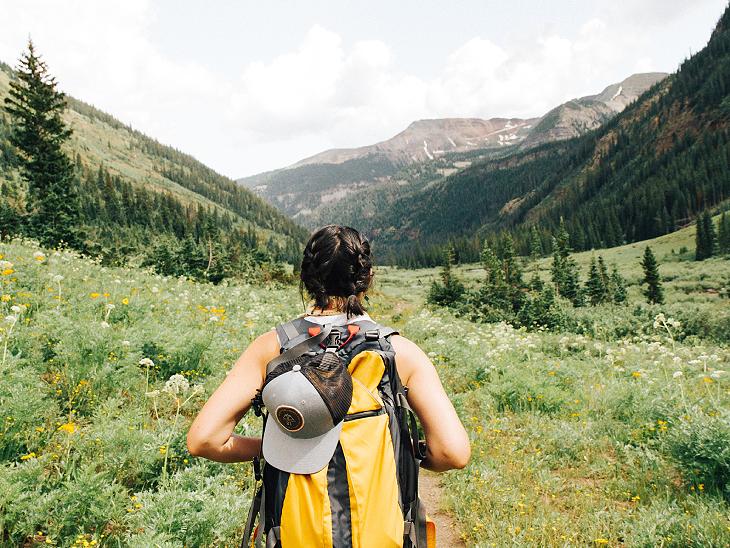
[187, 224, 470, 545]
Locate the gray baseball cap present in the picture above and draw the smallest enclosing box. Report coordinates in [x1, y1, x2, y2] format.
[261, 350, 353, 474]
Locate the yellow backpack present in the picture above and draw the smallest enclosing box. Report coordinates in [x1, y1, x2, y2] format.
[241, 317, 432, 548]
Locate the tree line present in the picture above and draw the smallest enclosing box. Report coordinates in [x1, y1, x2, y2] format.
[427, 218, 668, 331]
[0, 40, 305, 283]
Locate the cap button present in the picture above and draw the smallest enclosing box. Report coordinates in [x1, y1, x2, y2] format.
[292, 364, 301, 372]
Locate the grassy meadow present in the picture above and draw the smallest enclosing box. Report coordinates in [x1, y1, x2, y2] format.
[0, 226, 728, 546]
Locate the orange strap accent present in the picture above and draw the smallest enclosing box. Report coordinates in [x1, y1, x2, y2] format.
[338, 324, 360, 348]
[307, 326, 322, 336]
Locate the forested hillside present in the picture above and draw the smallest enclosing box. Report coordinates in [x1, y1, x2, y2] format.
[0, 60, 308, 272]
[356, 8, 730, 267]
[240, 74, 664, 233]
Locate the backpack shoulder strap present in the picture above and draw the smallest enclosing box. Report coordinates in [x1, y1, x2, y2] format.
[275, 317, 312, 351]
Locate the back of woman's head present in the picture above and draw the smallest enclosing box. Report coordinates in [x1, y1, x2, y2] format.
[300, 224, 373, 318]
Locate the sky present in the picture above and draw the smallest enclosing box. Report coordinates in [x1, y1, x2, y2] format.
[0, 0, 727, 178]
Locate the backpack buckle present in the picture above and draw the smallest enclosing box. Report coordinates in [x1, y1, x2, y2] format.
[364, 329, 380, 341]
[325, 329, 342, 348]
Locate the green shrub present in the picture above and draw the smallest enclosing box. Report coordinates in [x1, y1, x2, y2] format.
[664, 408, 730, 499]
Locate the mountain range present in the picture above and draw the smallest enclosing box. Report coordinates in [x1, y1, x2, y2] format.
[239, 5, 730, 268]
[238, 73, 667, 225]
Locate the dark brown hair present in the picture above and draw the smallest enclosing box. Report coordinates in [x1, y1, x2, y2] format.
[299, 224, 374, 318]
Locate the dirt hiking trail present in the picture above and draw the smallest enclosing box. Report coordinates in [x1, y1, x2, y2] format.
[420, 471, 466, 547]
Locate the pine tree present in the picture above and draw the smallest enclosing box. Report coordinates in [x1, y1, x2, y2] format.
[426, 243, 466, 306]
[695, 213, 706, 260]
[609, 264, 627, 304]
[585, 256, 607, 306]
[550, 219, 583, 306]
[497, 234, 522, 288]
[529, 226, 542, 260]
[702, 210, 717, 258]
[597, 256, 610, 302]
[3, 39, 82, 248]
[640, 246, 664, 304]
[695, 210, 717, 260]
[719, 211, 730, 254]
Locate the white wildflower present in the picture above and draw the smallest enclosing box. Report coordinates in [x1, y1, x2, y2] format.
[163, 374, 189, 395]
[139, 357, 155, 368]
[209, 315, 219, 322]
[53, 274, 64, 283]
[105, 303, 115, 311]
[100, 321, 110, 329]
[5, 315, 17, 324]
[10, 305, 21, 314]
[122, 340, 131, 347]
[672, 371, 684, 378]
[710, 370, 725, 379]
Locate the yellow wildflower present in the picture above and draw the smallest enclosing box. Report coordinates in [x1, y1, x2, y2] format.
[20, 452, 37, 460]
[2, 269, 14, 276]
[90, 293, 100, 299]
[1, 294, 10, 302]
[121, 297, 129, 305]
[58, 422, 76, 434]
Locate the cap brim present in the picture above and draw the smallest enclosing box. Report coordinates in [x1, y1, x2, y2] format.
[262, 414, 343, 474]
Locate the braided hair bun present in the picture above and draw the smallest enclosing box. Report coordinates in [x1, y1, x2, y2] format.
[300, 225, 374, 319]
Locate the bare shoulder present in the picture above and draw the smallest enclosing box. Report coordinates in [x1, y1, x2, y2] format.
[232, 328, 280, 377]
[389, 333, 424, 355]
[255, 328, 280, 353]
[388, 334, 434, 385]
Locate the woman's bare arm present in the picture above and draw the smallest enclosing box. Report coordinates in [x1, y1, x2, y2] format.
[186, 329, 279, 462]
[389, 334, 471, 472]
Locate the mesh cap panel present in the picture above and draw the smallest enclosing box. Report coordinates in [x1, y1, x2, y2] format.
[301, 351, 353, 423]
[262, 351, 353, 424]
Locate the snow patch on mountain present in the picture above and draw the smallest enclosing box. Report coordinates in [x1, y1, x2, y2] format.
[423, 140, 434, 160]
[610, 85, 623, 101]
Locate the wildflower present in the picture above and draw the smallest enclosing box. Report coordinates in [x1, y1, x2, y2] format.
[90, 292, 100, 299]
[139, 357, 155, 368]
[710, 370, 725, 379]
[0, 294, 9, 302]
[145, 390, 160, 397]
[122, 340, 131, 346]
[209, 315, 219, 322]
[33, 251, 46, 262]
[10, 305, 21, 314]
[1, 269, 13, 276]
[58, 422, 76, 434]
[151, 286, 159, 294]
[121, 297, 129, 305]
[163, 373, 189, 395]
[100, 321, 110, 329]
[20, 452, 37, 460]
[105, 303, 115, 311]
[672, 371, 683, 378]
[53, 274, 64, 282]
[631, 371, 642, 378]
[5, 315, 17, 324]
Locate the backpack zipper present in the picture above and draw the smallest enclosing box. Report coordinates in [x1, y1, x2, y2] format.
[343, 408, 386, 421]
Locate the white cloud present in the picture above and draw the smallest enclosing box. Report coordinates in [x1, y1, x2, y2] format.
[0, 1, 724, 176]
